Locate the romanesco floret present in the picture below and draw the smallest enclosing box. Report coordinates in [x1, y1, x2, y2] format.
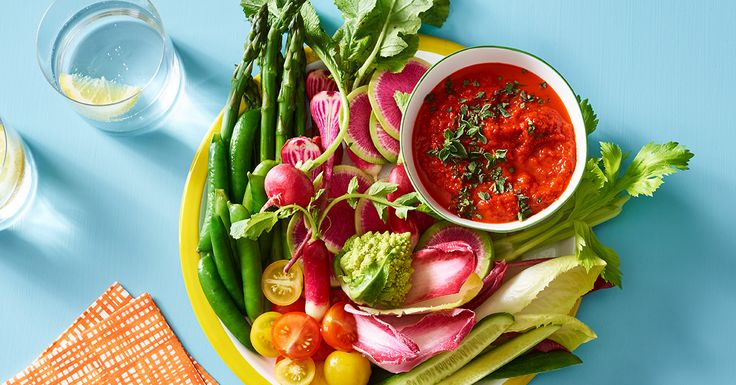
[334, 231, 414, 308]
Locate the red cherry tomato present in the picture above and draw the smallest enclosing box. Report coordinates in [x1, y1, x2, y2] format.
[321, 302, 358, 351]
[272, 296, 306, 313]
[329, 288, 352, 305]
[312, 339, 336, 361]
[272, 312, 322, 360]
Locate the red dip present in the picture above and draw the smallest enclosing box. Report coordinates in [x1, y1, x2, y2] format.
[413, 63, 576, 223]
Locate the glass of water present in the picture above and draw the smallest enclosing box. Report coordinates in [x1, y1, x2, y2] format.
[0, 118, 37, 230]
[36, 0, 182, 134]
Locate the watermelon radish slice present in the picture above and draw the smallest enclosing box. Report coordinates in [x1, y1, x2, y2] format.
[355, 198, 390, 235]
[345, 86, 388, 164]
[311, 91, 343, 181]
[347, 147, 382, 178]
[368, 58, 429, 139]
[287, 214, 309, 256]
[322, 165, 372, 253]
[418, 222, 494, 277]
[369, 113, 400, 163]
[307, 69, 338, 101]
[281, 136, 324, 179]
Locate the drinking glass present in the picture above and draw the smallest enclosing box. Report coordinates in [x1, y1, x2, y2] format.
[0, 118, 37, 230]
[36, 0, 182, 134]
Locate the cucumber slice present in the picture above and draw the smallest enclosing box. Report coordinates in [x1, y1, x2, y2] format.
[442, 324, 562, 385]
[382, 313, 514, 385]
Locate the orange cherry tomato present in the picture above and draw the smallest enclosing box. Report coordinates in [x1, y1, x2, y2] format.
[272, 312, 322, 360]
[321, 302, 358, 351]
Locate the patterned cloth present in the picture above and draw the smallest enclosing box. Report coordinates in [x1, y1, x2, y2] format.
[3, 283, 217, 385]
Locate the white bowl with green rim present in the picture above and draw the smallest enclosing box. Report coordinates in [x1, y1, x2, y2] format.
[400, 46, 587, 233]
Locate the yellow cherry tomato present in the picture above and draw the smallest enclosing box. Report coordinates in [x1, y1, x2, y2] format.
[310, 362, 329, 385]
[250, 312, 282, 357]
[275, 357, 316, 385]
[323, 351, 371, 385]
[262, 260, 303, 306]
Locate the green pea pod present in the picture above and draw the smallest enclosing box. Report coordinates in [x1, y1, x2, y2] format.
[198, 134, 230, 252]
[243, 182, 254, 213]
[248, 160, 278, 212]
[229, 203, 264, 321]
[230, 109, 260, 204]
[197, 253, 253, 350]
[214, 189, 239, 270]
[210, 215, 245, 313]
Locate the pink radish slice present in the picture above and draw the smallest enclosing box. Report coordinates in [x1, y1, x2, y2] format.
[281, 136, 324, 179]
[322, 165, 372, 253]
[310, 91, 343, 182]
[369, 113, 400, 163]
[347, 147, 382, 178]
[355, 198, 390, 235]
[417, 222, 494, 277]
[345, 86, 387, 164]
[368, 58, 429, 139]
[307, 69, 338, 101]
[303, 239, 331, 320]
[404, 241, 477, 304]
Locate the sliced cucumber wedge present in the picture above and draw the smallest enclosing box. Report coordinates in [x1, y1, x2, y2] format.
[442, 324, 562, 385]
[382, 313, 514, 385]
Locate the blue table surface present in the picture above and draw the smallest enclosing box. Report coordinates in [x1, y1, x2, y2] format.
[2, 1, 735, 383]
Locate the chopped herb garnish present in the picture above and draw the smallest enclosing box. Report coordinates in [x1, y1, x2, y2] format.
[520, 102, 526, 109]
[536, 197, 543, 204]
[490, 167, 507, 194]
[540, 81, 547, 89]
[478, 191, 491, 200]
[502, 81, 520, 96]
[455, 186, 475, 218]
[472, 80, 480, 87]
[445, 106, 453, 112]
[521, 69, 529, 74]
[497, 103, 511, 118]
[508, 167, 515, 173]
[497, 75, 503, 81]
[462, 79, 469, 87]
[424, 92, 436, 103]
[458, 97, 467, 103]
[526, 118, 536, 134]
[516, 192, 532, 221]
[475, 91, 486, 99]
[445, 78, 454, 95]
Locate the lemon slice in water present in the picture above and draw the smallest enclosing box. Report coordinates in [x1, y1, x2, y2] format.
[59, 73, 141, 121]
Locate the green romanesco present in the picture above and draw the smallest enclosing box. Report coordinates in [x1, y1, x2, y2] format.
[333, 231, 414, 308]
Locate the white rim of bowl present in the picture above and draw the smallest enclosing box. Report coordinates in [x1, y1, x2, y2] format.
[400, 45, 587, 233]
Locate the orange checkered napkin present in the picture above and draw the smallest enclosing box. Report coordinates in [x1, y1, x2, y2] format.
[3, 283, 218, 385]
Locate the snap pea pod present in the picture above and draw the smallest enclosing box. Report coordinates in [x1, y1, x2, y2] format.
[230, 109, 260, 204]
[243, 182, 254, 213]
[248, 160, 278, 212]
[198, 134, 230, 252]
[198, 252, 253, 350]
[229, 203, 264, 321]
[214, 189, 239, 270]
[210, 215, 245, 313]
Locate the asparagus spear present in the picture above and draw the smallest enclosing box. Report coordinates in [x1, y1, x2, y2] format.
[220, 5, 268, 143]
[293, 22, 307, 137]
[260, 0, 305, 161]
[275, 15, 304, 160]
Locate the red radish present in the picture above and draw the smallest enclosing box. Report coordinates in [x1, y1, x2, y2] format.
[264, 164, 314, 208]
[347, 148, 382, 178]
[310, 91, 343, 182]
[280, 136, 324, 179]
[302, 239, 331, 321]
[307, 69, 338, 101]
[389, 212, 420, 250]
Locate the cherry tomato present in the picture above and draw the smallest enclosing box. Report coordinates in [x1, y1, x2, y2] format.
[262, 260, 303, 306]
[272, 295, 306, 313]
[312, 340, 336, 361]
[274, 357, 315, 385]
[310, 361, 329, 385]
[250, 312, 282, 357]
[272, 312, 322, 360]
[323, 351, 371, 385]
[321, 302, 358, 351]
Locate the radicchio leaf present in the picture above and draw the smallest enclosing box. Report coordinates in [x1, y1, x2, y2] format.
[346, 305, 475, 373]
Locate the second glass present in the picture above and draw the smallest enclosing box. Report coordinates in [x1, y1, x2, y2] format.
[36, 0, 182, 134]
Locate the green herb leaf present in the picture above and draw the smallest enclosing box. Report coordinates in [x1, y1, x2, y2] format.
[619, 142, 693, 197]
[347, 176, 361, 208]
[230, 211, 279, 240]
[367, 181, 399, 197]
[419, 0, 450, 27]
[578, 97, 599, 135]
[573, 221, 622, 287]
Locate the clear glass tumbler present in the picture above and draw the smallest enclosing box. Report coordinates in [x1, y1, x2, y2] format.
[36, 0, 182, 134]
[0, 118, 37, 230]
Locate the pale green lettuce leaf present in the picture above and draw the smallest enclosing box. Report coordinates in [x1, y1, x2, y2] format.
[507, 314, 597, 351]
[475, 255, 605, 319]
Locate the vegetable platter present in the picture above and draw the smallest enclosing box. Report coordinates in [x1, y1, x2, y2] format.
[179, 1, 693, 385]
